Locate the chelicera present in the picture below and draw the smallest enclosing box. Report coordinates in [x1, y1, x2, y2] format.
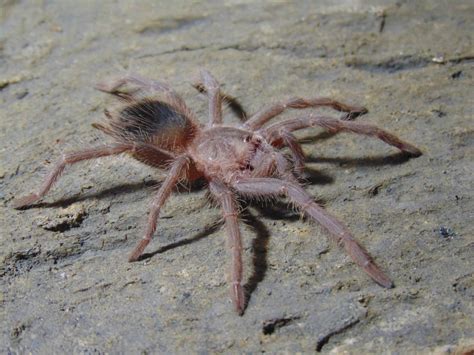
[13, 70, 422, 315]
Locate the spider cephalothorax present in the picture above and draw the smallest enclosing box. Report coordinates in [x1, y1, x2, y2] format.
[14, 70, 421, 315]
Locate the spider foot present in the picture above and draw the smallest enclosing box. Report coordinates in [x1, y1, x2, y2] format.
[232, 282, 246, 316]
[400, 143, 422, 157]
[364, 262, 394, 289]
[128, 239, 150, 262]
[12, 194, 40, 209]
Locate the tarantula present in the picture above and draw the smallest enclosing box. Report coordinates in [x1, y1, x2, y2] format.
[13, 70, 421, 315]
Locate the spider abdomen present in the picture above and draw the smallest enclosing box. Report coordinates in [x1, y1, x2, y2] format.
[95, 98, 197, 153]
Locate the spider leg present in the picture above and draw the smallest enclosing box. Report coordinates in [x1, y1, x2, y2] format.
[269, 129, 306, 176]
[192, 81, 247, 122]
[263, 115, 422, 156]
[95, 74, 200, 128]
[12, 143, 175, 209]
[232, 177, 393, 288]
[199, 69, 223, 126]
[257, 142, 302, 184]
[128, 155, 190, 262]
[209, 180, 245, 315]
[95, 74, 180, 101]
[244, 97, 368, 131]
[128, 144, 177, 169]
[12, 144, 136, 209]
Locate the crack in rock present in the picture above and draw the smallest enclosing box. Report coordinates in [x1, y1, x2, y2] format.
[316, 317, 360, 352]
[262, 315, 301, 335]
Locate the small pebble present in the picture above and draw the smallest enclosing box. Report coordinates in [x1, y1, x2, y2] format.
[437, 226, 456, 239]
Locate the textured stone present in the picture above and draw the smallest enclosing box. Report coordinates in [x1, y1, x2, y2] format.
[1, 0, 473, 353]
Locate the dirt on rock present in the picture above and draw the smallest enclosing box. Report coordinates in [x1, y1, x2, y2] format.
[1, 0, 472, 353]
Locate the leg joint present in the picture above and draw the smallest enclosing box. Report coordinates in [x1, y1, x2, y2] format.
[223, 211, 238, 219]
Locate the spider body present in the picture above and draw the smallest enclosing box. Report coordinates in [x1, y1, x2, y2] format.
[190, 127, 263, 182]
[13, 70, 421, 315]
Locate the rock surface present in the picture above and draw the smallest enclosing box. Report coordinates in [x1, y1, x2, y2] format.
[1, 0, 473, 353]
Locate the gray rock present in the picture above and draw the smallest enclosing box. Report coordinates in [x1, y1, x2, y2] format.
[1, 0, 473, 353]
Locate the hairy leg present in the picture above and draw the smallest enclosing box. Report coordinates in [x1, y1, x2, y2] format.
[269, 129, 306, 175]
[95, 74, 200, 128]
[233, 177, 393, 288]
[95, 74, 182, 103]
[12, 143, 139, 209]
[243, 97, 368, 131]
[192, 81, 247, 122]
[263, 115, 422, 156]
[250, 141, 299, 184]
[128, 155, 190, 262]
[209, 180, 245, 315]
[199, 69, 223, 126]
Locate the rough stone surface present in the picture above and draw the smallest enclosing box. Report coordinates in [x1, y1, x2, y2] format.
[1, 0, 473, 353]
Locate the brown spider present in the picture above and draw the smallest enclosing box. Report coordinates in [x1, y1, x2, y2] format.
[13, 70, 421, 315]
